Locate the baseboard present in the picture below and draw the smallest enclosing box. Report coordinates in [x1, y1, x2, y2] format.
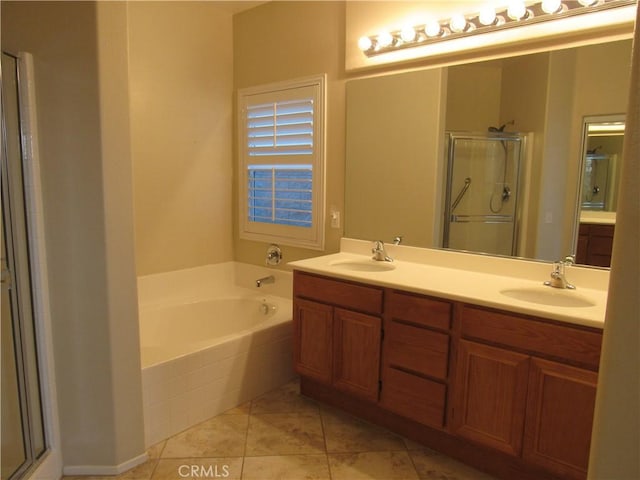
[62, 452, 148, 476]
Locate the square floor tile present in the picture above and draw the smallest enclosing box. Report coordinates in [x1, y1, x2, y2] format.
[250, 379, 319, 415]
[321, 406, 406, 453]
[329, 451, 420, 480]
[151, 457, 242, 480]
[245, 412, 325, 456]
[242, 454, 331, 480]
[161, 415, 248, 458]
[409, 449, 497, 480]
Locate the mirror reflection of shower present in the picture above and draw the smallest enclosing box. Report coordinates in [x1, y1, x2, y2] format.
[487, 121, 514, 214]
[443, 130, 526, 257]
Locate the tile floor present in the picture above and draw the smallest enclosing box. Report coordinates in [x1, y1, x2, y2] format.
[63, 379, 497, 480]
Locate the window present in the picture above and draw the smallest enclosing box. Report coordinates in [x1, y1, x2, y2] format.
[238, 75, 326, 249]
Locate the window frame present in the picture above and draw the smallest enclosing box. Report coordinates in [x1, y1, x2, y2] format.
[238, 74, 326, 250]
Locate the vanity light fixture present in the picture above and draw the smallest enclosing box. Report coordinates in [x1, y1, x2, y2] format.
[541, 0, 565, 13]
[358, 0, 636, 57]
[401, 25, 418, 42]
[425, 20, 445, 38]
[507, 0, 531, 20]
[450, 14, 471, 33]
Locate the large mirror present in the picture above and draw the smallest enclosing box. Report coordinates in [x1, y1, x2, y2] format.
[344, 38, 631, 266]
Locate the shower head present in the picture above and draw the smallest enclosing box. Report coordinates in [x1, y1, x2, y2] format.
[488, 120, 515, 132]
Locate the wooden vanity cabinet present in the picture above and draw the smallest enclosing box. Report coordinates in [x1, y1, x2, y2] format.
[451, 304, 602, 479]
[332, 308, 381, 401]
[523, 358, 598, 480]
[380, 290, 453, 429]
[451, 339, 530, 456]
[576, 223, 614, 267]
[293, 271, 603, 480]
[293, 298, 333, 383]
[293, 271, 383, 401]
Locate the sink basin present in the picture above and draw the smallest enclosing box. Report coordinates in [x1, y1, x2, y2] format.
[500, 287, 596, 308]
[329, 259, 396, 272]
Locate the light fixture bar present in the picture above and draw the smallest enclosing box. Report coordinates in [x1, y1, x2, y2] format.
[359, 0, 636, 57]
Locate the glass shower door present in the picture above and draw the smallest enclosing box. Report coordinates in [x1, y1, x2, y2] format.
[1, 51, 47, 480]
[443, 132, 525, 257]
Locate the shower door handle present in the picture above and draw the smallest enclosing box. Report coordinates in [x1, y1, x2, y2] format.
[451, 177, 472, 213]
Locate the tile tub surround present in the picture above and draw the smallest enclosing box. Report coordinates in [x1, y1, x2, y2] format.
[62, 379, 497, 480]
[139, 262, 294, 446]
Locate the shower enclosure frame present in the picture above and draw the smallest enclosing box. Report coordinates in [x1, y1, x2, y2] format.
[442, 131, 527, 258]
[1, 51, 62, 480]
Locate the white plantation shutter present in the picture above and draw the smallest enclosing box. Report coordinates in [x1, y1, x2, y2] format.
[247, 99, 314, 156]
[238, 75, 326, 249]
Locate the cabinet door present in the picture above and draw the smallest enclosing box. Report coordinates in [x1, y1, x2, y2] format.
[333, 308, 382, 401]
[523, 358, 598, 480]
[293, 299, 333, 384]
[452, 340, 530, 456]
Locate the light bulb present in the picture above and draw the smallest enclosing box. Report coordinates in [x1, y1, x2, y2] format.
[507, 0, 527, 20]
[400, 26, 417, 43]
[425, 20, 443, 38]
[479, 6, 497, 26]
[357, 36, 373, 52]
[377, 30, 394, 48]
[450, 14, 468, 33]
[578, 0, 597, 5]
[541, 0, 562, 13]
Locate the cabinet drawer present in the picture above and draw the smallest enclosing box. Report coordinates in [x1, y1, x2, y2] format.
[385, 320, 449, 380]
[387, 290, 452, 330]
[380, 367, 447, 429]
[294, 271, 383, 315]
[461, 305, 602, 370]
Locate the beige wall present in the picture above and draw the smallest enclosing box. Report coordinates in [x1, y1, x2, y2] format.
[233, 1, 346, 265]
[2, 0, 144, 468]
[446, 63, 502, 132]
[128, 2, 234, 276]
[345, 69, 447, 247]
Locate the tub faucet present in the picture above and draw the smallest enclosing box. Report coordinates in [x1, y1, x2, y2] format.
[256, 275, 275, 288]
[372, 240, 393, 262]
[544, 256, 576, 289]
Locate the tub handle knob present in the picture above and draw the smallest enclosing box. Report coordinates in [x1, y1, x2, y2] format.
[266, 244, 282, 266]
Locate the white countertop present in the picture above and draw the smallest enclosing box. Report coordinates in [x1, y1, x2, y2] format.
[288, 240, 609, 330]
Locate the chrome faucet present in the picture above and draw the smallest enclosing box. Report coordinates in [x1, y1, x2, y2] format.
[256, 275, 275, 288]
[372, 240, 393, 262]
[544, 256, 576, 289]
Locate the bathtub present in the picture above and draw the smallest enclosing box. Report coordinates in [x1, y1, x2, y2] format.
[138, 262, 294, 447]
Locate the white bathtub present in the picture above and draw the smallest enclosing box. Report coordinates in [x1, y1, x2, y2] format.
[138, 262, 294, 447]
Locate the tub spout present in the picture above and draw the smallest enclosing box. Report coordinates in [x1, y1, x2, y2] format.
[256, 275, 275, 288]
